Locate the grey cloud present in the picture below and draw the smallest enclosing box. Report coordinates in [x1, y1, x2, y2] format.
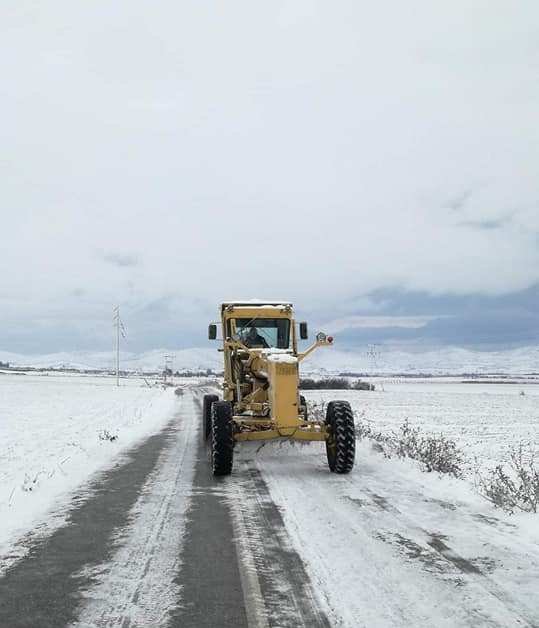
[2, 286, 538, 355]
[327, 285, 539, 351]
[458, 219, 506, 230]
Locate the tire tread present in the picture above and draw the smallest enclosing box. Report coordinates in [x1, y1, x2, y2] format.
[326, 401, 355, 474]
[202, 394, 219, 441]
[211, 401, 234, 476]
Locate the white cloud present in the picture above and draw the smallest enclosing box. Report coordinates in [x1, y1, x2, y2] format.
[323, 315, 439, 334]
[1, 1, 538, 348]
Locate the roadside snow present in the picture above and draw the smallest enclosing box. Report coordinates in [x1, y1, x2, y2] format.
[250, 440, 539, 627]
[0, 373, 177, 567]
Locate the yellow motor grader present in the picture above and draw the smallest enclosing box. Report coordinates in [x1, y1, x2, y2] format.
[204, 301, 355, 476]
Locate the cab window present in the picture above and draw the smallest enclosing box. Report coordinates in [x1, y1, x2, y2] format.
[232, 318, 290, 349]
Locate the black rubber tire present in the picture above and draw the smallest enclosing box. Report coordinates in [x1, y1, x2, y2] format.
[300, 395, 308, 420]
[202, 394, 219, 442]
[325, 401, 355, 473]
[211, 401, 234, 476]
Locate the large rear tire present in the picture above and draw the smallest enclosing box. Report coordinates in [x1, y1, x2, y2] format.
[325, 401, 355, 473]
[211, 401, 234, 476]
[202, 394, 219, 442]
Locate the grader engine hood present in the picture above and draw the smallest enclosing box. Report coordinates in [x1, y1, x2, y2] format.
[261, 351, 299, 423]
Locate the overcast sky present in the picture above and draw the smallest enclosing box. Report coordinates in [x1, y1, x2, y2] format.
[1, 1, 538, 354]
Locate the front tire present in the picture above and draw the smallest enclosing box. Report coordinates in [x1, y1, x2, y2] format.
[202, 394, 219, 442]
[211, 401, 234, 476]
[325, 401, 355, 473]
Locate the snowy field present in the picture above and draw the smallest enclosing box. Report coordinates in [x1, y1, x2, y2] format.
[0, 372, 178, 565]
[304, 379, 539, 469]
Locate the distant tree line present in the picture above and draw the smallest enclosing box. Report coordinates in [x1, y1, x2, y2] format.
[174, 369, 222, 378]
[299, 378, 374, 391]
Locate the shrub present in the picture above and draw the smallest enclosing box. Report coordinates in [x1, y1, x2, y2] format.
[307, 400, 327, 422]
[476, 443, 539, 514]
[306, 400, 464, 478]
[98, 429, 118, 442]
[356, 418, 465, 478]
[300, 378, 374, 390]
[300, 378, 350, 390]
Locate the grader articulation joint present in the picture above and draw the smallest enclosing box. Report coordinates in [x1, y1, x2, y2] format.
[203, 302, 355, 476]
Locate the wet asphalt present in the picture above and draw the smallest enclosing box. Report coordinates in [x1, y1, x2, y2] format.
[0, 421, 176, 628]
[0, 393, 328, 628]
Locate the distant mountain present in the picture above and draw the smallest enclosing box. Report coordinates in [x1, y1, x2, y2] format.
[2, 345, 539, 376]
[0, 348, 221, 373]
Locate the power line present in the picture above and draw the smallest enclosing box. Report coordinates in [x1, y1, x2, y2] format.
[113, 306, 127, 386]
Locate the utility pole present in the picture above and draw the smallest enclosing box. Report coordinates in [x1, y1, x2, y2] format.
[367, 343, 380, 362]
[163, 353, 173, 386]
[113, 306, 127, 387]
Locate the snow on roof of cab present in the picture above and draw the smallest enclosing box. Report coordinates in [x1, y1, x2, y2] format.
[221, 300, 293, 310]
[222, 299, 292, 305]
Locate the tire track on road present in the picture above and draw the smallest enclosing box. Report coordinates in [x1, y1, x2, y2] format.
[171, 391, 330, 628]
[227, 460, 332, 628]
[0, 402, 184, 628]
[256, 445, 536, 628]
[72, 395, 197, 627]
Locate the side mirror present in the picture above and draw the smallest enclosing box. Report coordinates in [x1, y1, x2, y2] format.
[208, 324, 217, 340]
[299, 322, 308, 340]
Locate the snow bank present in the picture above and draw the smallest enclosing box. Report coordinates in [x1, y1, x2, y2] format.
[0, 373, 178, 562]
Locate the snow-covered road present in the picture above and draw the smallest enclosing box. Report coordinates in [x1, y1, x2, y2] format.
[253, 440, 539, 627]
[0, 386, 537, 627]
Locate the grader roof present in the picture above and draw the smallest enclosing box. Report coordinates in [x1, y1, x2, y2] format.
[220, 301, 293, 312]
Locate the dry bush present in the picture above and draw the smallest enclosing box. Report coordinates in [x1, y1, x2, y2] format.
[307, 400, 327, 423]
[306, 400, 463, 478]
[98, 429, 118, 442]
[476, 443, 539, 514]
[301, 378, 374, 390]
[300, 378, 350, 390]
[356, 418, 464, 478]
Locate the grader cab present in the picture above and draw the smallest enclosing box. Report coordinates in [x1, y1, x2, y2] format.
[204, 302, 355, 476]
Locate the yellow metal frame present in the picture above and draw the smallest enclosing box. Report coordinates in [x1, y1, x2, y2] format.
[235, 427, 327, 442]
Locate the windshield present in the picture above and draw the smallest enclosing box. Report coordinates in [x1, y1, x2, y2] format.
[233, 318, 290, 349]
